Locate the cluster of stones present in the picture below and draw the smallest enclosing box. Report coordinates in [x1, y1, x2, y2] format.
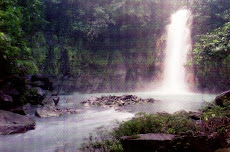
[81, 95, 155, 107]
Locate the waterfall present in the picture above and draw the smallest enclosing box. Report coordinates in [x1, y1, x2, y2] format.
[161, 9, 192, 93]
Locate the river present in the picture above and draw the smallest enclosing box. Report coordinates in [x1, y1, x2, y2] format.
[0, 92, 216, 152]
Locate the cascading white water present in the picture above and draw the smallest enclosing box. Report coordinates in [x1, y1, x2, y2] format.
[161, 9, 192, 93]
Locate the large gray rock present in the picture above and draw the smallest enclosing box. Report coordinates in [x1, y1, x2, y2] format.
[0, 110, 35, 135]
[215, 90, 230, 107]
[35, 108, 62, 118]
[121, 133, 177, 152]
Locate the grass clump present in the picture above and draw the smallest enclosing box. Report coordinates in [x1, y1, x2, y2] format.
[80, 127, 123, 152]
[114, 112, 197, 138]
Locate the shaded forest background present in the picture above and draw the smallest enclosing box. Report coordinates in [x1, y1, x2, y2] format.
[1, 0, 229, 93]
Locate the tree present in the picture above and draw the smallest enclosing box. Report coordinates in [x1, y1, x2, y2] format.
[191, 22, 230, 91]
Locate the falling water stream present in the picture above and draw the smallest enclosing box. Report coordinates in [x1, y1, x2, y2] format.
[161, 9, 192, 93]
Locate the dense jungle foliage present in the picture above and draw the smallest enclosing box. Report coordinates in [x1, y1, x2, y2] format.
[0, 0, 229, 93]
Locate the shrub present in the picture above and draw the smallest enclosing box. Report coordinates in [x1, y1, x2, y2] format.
[80, 127, 123, 152]
[114, 112, 197, 139]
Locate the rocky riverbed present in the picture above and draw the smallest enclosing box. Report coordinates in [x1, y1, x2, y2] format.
[81, 94, 156, 107]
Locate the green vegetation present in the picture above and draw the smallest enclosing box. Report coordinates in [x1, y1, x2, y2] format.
[191, 22, 230, 91]
[114, 112, 197, 138]
[202, 101, 230, 119]
[81, 127, 123, 152]
[0, 0, 229, 92]
[81, 100, 230, 151]
[0, 0, 44, 78]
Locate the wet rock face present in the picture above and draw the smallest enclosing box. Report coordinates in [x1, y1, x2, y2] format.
[81, 95, 156, 107]
[215, 90, 230, 107]
[0, 110, 35, 135]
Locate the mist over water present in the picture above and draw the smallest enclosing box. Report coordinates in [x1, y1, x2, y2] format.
[160, 9, 192, 94]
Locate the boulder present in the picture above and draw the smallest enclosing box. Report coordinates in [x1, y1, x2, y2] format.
[0, 110, 35, 135]
[0, 74, 55, 111]
[26, 87, 47, 105]
[9, 107, 27, 115]
[215, 90, 230, 107]
[168, 133, 228, 152]
[31, 74, 54, 91]
[0, 92, 14, 109]
[189, 111, 202, 120]
[9, 103, 32, 115]
[121, 133, 177, 152]
[35, 108, 62, 118]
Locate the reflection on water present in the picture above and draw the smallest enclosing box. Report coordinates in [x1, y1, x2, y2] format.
[0, 91, 216, 152]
